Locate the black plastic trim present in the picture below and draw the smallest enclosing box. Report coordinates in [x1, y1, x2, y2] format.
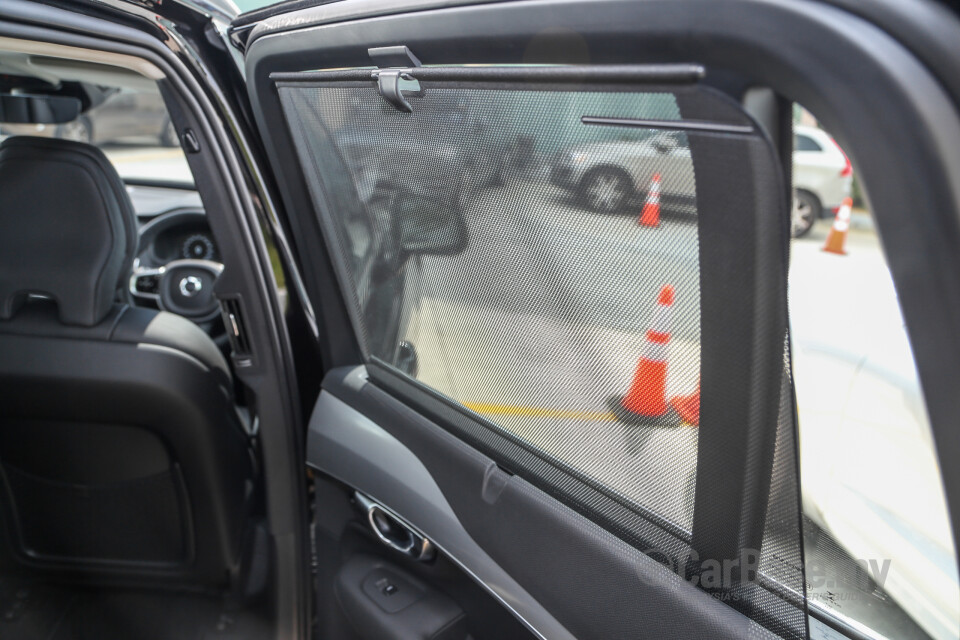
[231, 0, 341, 30]
[271, 63, 705, 84]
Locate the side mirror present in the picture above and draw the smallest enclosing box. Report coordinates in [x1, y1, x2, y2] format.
[654, 140, 674, 154]
[394, 192, 468, 256]
[0, 93, 82, 124]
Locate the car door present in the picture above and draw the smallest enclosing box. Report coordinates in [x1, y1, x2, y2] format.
[233, 2, 960, 640]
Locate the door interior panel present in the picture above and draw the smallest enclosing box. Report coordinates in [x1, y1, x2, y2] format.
[272, 57, 800, 637]
[312, 473, 536, 640]
[308, 378, 572, 640]
[310, 368, 780, 640]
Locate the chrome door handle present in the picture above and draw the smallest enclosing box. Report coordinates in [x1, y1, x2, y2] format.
[355, 492, 436, 563]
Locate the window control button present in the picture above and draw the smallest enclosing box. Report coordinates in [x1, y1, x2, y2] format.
[363, 568, 423, 612]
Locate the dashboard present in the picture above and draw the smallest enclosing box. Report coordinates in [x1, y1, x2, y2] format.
[139, 214, 219, 267]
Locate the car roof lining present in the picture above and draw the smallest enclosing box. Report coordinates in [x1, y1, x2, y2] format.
[0, 36, 164, 92]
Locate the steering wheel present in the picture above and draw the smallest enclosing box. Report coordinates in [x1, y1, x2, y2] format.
[129, 258, 223, 322]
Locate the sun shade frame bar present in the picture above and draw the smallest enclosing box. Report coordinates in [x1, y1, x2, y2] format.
[582, 115, 755, 134]
[269, 63, 705, 85]
[677, 86, 796, 628]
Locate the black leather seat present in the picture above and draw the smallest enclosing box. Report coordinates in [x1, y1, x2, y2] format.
[0, 137, 254, 588]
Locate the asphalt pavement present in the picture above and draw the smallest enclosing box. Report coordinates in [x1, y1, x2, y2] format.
[406, 177, 704, 528]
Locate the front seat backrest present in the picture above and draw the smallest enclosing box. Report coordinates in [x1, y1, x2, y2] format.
[0, 136, 137, 324]
[0, 136, 253, 588]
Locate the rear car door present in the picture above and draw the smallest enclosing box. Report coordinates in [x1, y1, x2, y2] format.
[234, 2, 960, 639]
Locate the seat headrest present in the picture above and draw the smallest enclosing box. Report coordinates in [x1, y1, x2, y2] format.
[0, 136, 137, 326]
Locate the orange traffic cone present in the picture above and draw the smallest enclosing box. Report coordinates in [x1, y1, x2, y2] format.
[670, 379, 700, 427]
[638, 173, 662, 227]
[822, 197, 853, 255]
[610, 285, 678, 425]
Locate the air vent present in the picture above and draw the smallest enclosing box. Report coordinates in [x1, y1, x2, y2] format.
[221, 298, 253, 364]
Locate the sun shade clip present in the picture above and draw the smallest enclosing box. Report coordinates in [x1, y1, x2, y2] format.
[369, 45, 422, 113]
[373, 69, 418, 113]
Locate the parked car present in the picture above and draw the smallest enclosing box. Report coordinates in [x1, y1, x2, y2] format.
[792, 124, 854, 237]
[334, 92, 506, 208]
[551, 126, 852, 239]
[0, 87, 177, 146]
[551, 131, 696, 214]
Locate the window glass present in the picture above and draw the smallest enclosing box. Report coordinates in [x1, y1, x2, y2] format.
[790, 113, 960, 640]
[233, 0, 276, 12]
[794, 133, 823, 152]
[0, 86, 191, 186]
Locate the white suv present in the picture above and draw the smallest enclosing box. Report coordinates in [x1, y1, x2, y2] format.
[550, 125, 852, 237]
[551, 131, 695, 215]
[792, 124, 854, 237]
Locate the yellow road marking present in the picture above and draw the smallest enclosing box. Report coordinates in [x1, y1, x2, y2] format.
[462, 401, 619, 423]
